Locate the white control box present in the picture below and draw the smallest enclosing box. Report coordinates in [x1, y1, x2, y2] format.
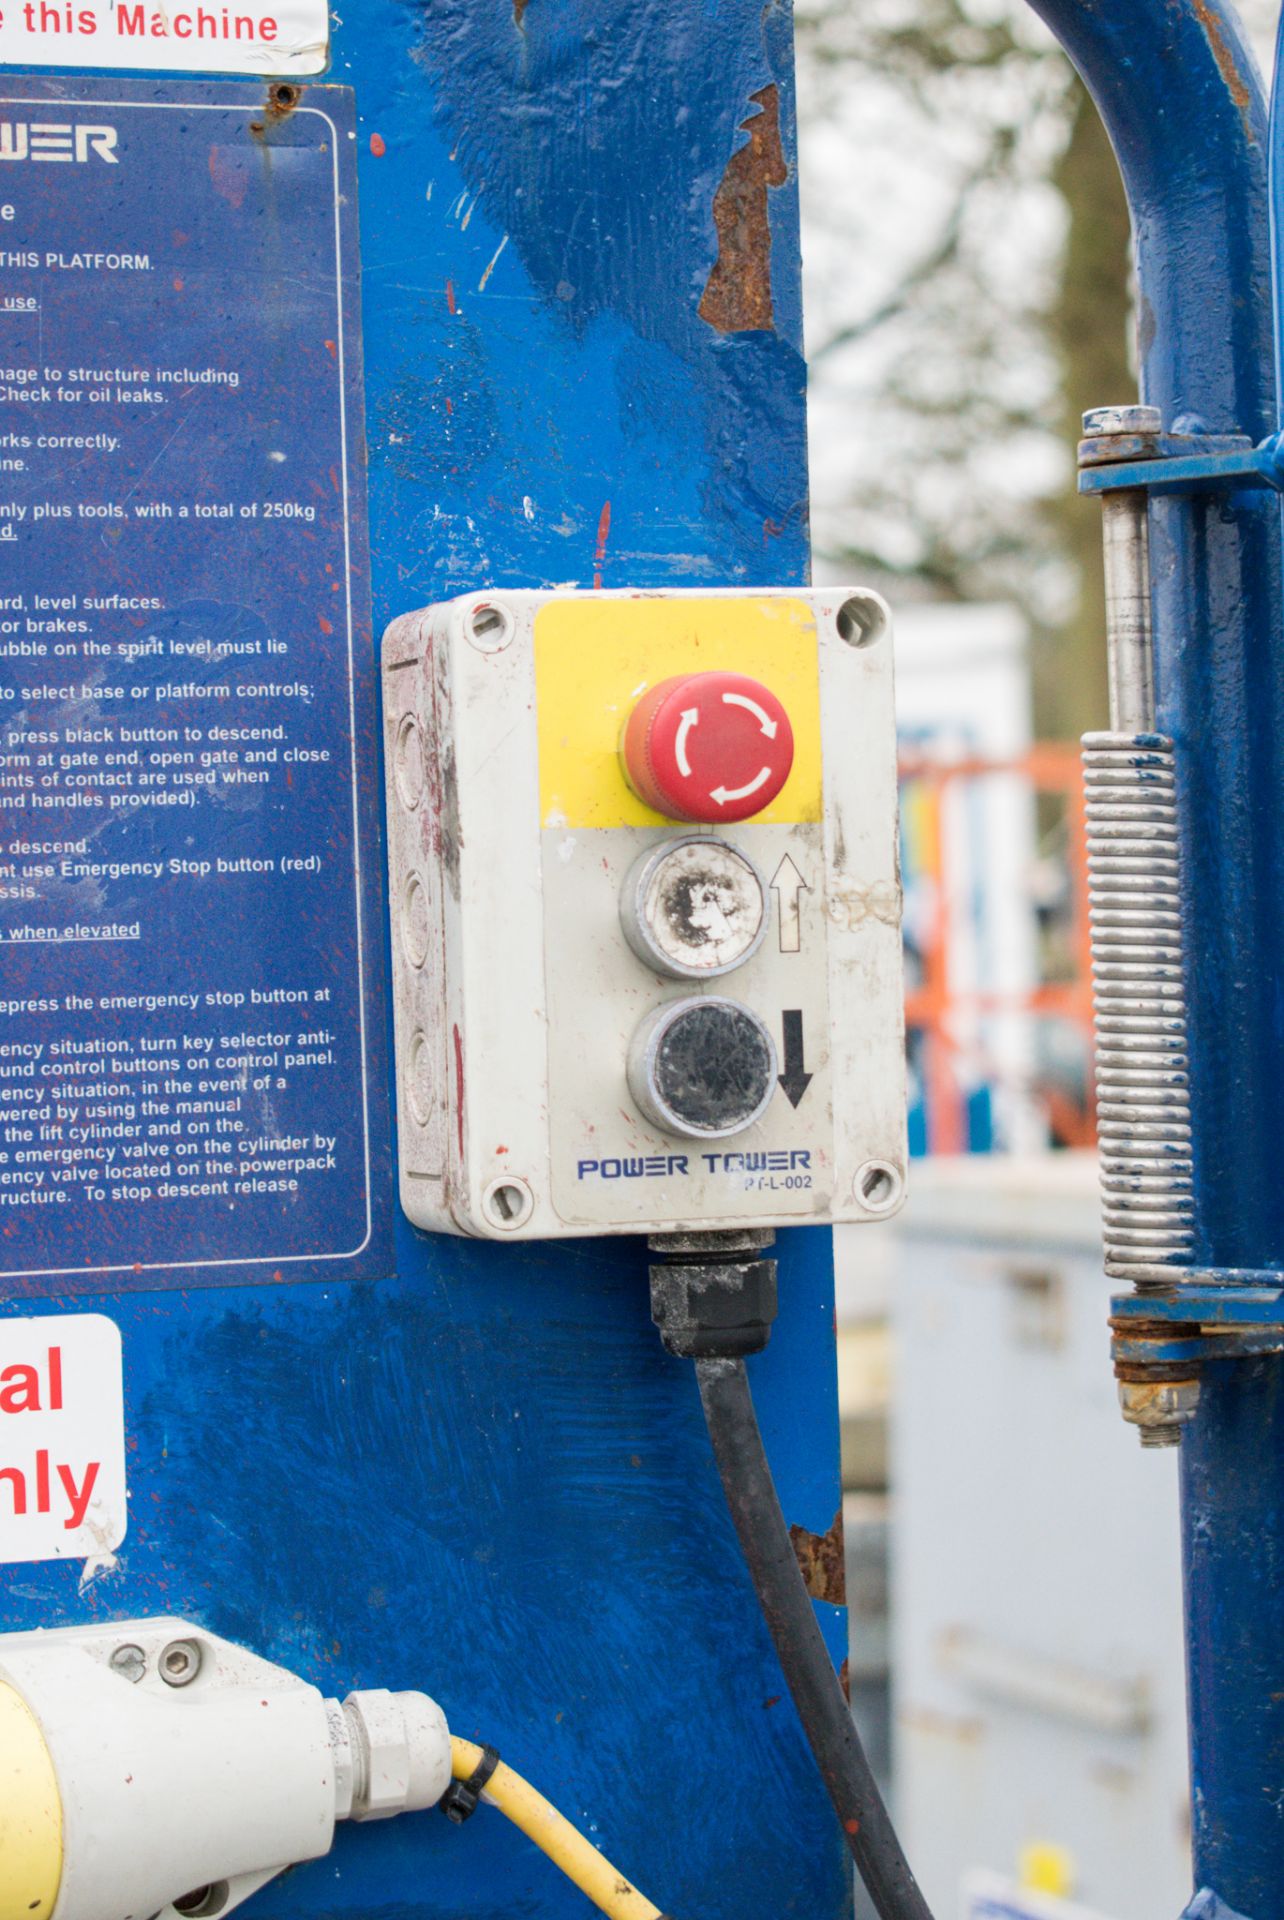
[381, 587, 906, 1239]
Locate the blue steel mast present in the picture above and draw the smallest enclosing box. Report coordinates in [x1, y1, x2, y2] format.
[1020, 1, 1284, 1911]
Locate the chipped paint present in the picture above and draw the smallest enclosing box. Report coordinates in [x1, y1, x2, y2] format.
[1190, 0, 1252, 126]
[479, 234, 509, 290]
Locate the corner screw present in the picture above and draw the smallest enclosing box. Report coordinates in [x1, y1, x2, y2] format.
[109, 1643, 147, 1684]
[159, 1638, 203, 1688]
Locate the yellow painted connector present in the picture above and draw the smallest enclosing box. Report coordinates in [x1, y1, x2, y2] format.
[0, 1679, 62, 1920]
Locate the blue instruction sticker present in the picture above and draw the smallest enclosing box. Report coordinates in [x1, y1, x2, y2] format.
[0, 77, 391, 1292]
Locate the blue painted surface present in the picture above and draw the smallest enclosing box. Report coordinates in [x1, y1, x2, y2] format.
[0, 5, 852, 1918]
[1026, 0, 1284, 1910]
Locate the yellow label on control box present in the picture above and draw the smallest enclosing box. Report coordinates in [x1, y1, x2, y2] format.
[534, 594, 823, 829]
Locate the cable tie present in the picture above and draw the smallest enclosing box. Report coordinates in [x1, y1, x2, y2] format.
[440, 1743, 501, 1825]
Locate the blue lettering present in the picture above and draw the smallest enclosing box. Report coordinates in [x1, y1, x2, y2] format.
[576, 1153, 693, 1181]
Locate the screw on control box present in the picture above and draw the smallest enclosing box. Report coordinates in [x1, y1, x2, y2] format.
[380, 588, 907, 1239]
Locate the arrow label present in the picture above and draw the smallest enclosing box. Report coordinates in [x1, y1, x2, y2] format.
[778, 1010, 812, 1109]
[709, 766, 771, 806]
[722, 689, 778, 739]
[674, 708, 699, 778]
[770, 854, 809, 952]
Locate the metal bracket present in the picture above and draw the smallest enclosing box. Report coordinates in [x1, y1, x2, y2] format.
[1111, 1311, 1284, 1367]
[1110, 1286, 1284, 1448]
[1078, 424, 1284, 498]
[1112, 1282, 1284, 1325]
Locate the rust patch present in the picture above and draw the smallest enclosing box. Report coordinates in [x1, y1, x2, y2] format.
[514, 0, 529, 22]
[1191, 0, 1253, 128]
[250, 82, 303, 139]
[698, 85, 787, 335]
[790, 1507, 846, 1608]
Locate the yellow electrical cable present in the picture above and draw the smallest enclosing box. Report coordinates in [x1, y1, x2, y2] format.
[450, 1737, 664, 1920]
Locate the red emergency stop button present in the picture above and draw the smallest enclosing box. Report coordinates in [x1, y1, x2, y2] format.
[621, 671, 794, 823]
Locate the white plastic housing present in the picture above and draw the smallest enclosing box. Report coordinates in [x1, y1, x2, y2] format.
[0, 1618, 452, 1920]
[381, 586, 907, 1240]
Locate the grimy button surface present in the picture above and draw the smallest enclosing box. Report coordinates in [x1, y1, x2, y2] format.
[0, 78, 390, 1292]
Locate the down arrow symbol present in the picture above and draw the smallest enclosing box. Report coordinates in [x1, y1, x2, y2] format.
[778, 1010, 812, 1109]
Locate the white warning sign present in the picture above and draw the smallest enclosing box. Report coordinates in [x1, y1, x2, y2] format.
[0, 0, 328, 76]
[0, 1315, 126, 1564]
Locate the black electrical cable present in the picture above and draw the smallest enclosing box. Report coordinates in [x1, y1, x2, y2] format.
[695, 1353, 934, 1920]
[648, 1235, 932, 1919]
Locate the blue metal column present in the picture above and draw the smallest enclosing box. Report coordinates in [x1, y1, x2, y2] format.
[0, 6, 852, 1918]
[1020, 3, 1284, 1911]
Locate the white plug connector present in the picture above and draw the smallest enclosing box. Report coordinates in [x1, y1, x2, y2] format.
[0, 1618, 452, 1920]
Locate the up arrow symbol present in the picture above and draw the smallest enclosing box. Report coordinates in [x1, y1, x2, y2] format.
[770, 854, 809, 953]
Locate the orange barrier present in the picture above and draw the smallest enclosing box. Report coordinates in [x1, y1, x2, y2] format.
[898, 745, 1094, 1154]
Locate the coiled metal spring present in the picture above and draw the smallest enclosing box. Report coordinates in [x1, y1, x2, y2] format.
[1082, 731, 1194, 1282]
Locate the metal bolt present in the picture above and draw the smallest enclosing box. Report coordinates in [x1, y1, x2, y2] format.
[1118, 1378, 1200, 1449]
[1083, 404, 1163, 438]
[109, 1643, 147, 1684]
[159, 1638, 203, 1688]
